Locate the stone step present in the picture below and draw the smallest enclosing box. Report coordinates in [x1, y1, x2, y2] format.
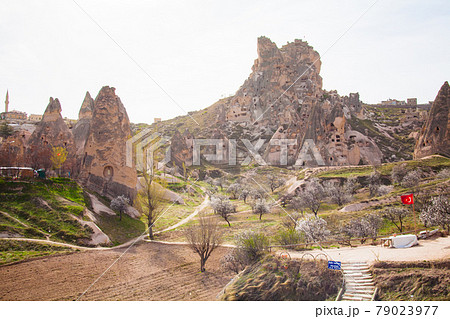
[344, 269, 370, 273]
[346, 283, 375, 288]
[346, 288, 375, 294]
[344, 267, 370, 271]
[344, 292, 373, 299]
[346, 278, 373, 282]
[342, 296, 372, 301]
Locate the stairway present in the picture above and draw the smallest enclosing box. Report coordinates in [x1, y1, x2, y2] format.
[341, 262, 376, 301]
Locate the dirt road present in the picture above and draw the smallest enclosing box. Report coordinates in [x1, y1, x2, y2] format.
[0, 242, 233, 301]
[288, 236, 450, 264]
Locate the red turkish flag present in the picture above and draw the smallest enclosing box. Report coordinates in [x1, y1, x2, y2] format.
[401, 194, 414, 205]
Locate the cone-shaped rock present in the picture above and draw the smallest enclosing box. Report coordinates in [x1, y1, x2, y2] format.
[78, 86, 137, 200]
[28, 97, 76, 171]
[414, 81, 450, 159]
[73, 91, 94, 156]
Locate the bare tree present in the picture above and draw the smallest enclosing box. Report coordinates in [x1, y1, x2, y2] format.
[110, 195, 130, 221]
[135, 172, 164, 239]
[204, 176, 214, 187]
[382, 207, 409, 233]
[420, 195, 450, 232]
[252, 198, 271, 220]
[249, 188, 266, 200]
[299, 178, 325, 217]
[213, 177, 225, 191]
[227, 182, 242, 200]
[296, 215, 330, 243]
[345, 213, 382, 244]
[185, 214, 223, 272]
[267, 174, 286, 192]
[323, 180, 352, 207]
[221, 249, 245, 274]
[210, 194, 236, 227]
[391, 163, 408, 184]
[368, 169, 382, 197]
[401, 170, 422, 189]
[282, 212, 302, 230]
[344, 176, 360, 195]
[240, 188, 251, 203]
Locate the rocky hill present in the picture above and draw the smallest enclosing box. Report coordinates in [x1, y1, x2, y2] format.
[146, 36, 432, 168]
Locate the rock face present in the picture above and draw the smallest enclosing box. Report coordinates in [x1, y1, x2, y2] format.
[212, 36, 381, 166]
[72, 92, 94, 175]
[414, 81, 450, 159]
[78, 86, 137, 200]
[170, 129, 193, 168]
[72, 92, 94, 156]
[27, 98, 76, 171]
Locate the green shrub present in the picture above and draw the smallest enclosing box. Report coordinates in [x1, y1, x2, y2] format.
[275, 228, 302, 247]
[235, 231, 270, 263]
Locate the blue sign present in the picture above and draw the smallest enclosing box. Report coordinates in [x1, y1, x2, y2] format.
[328, 261, 341, 270]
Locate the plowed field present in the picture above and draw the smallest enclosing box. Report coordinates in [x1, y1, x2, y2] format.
[0, 242, 233, 301]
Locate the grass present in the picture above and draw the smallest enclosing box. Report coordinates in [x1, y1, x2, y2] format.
[0, 240, 76, 265]
[0, 179, 92, 243]
[0, 177, 148, 247]
[372, 259, 450, 301]
[94, 212, 146, 246]
[220, 256, 342, 301]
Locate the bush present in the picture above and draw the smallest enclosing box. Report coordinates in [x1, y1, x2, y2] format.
[275, 228, 302, 247]
[235, 231, 270, 264]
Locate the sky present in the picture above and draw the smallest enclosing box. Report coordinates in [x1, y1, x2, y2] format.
[1, 0, 449, 124]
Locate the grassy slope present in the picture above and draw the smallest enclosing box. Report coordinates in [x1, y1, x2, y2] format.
[156, 156, 450, 246]
[220, 256, 342, 301]
[372, 259, 450, 301]
[0, 240, 76, 265]
[0, 177, 148, 264]
[0, 178, 92, 243]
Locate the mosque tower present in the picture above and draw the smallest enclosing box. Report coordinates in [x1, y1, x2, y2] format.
[5, 90, 9, 113]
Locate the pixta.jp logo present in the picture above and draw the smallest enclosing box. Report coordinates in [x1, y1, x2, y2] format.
[127, 128, 325, 171]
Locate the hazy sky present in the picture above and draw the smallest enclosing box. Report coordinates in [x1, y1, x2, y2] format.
[1, 0, 449, 124]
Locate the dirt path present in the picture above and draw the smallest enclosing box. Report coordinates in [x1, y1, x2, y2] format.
[0, 242, 233, 301]
[288, 236, 450, 264]
[154, 195, 210, 234]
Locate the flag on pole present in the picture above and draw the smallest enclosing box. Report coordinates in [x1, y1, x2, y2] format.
[401, 194, 414, 205]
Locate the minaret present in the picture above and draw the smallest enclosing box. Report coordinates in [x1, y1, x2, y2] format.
[5, 90, 9, 113]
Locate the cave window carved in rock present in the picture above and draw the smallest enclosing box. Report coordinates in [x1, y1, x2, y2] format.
[103, 166, 114, 179]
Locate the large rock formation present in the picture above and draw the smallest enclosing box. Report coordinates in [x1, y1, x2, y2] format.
[72, 92, 94, 175]
[211, 36, 381, 166]
[414, 81, 450, 159]
[27, 98, 76, 171]
[78, 86, 137, 200]
[72, 92, 94, 156]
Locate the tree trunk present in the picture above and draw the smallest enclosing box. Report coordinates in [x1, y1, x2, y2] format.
[259, 213, 262, 220]
[119, 210, 122, 221]
[226, 219, 231, 227]
[200, 256, 206, 272]
[148, 224, 154, 240]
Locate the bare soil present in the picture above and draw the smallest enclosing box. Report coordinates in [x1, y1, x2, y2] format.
[0, 242, 233, 301]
